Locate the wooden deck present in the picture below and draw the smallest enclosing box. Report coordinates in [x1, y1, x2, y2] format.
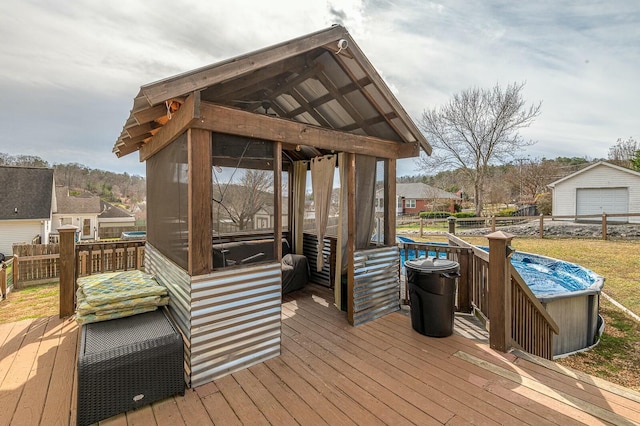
[2, 284, 640, 425]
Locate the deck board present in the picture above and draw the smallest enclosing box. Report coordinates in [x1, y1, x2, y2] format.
[2, 283, 640, 425]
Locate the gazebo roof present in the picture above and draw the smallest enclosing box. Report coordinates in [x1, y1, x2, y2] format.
[113, 25, 431, 161]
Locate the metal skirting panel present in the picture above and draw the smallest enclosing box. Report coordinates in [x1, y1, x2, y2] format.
[353, 246, 400, 326]
[303, 233, 333, 286]
[189, 263, 282, 387]
[143, 243, 193, 382]
[144, 244, 191, 341]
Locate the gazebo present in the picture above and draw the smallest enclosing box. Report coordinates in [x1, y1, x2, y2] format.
[113, 25, 431, 387]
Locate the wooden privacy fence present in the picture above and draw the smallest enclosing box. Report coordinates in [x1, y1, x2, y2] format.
[12, 243, 60, 287]
[5, 239, 147, 290]
[402, 232, 558, 360]
[1, 257, 15, 299]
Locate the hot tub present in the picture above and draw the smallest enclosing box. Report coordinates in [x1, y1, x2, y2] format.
[510, 251, 604, 358]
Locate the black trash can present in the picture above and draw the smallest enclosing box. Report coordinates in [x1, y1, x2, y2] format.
[405, 257, 460, 337]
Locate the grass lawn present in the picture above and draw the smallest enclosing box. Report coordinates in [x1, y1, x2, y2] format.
[0, 281, 59, 322]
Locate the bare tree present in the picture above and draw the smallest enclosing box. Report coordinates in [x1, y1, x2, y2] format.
[418, 82, 541, 216]
[608, 137, 639, 170]
[213, 169, 274, 231]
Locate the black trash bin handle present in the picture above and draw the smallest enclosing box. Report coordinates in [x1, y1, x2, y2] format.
[440, 272, 461, 279]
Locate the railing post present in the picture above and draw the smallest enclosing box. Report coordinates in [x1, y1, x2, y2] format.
[0, 263, 6, 298]
[59, 225, 78, 318]
[447, 216, 457, 234]
[486, 231, 514, 353]
[539, 214, 544, 239]
[602, 213, 608, 241]
[491, 216, 496, 232]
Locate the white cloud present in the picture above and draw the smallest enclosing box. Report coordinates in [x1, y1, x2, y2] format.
[0, 0, 638, 177]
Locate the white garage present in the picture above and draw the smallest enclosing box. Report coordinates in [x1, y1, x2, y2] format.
[548, 161, 640, 224]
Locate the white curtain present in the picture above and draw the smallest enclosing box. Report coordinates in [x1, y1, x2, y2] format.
[292, 161, 307, 255]
[311, 154, 336, 271]
[355, 155, 377, 249]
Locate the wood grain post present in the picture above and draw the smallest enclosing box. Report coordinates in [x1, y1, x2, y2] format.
[539, 214, 544, 239]
[491, 216, 496, 232]
[457, 248, 471, 313]
[447, 216, 456, 234]
[602, 214, 608, 241]
[486, 230, 514, 353]
[58, 225, 78, 318]
[420, 217, 424, 237]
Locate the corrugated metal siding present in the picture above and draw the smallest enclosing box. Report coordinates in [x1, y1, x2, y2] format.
[353, 246, 400, 326]
[0, 221, 43, 255]
[303, 233, 333, 286]
[144, 243, 192, 380]
[189, 263, 282, 387]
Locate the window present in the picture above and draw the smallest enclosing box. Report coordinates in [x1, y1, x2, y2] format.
[406, 199, 416, 209]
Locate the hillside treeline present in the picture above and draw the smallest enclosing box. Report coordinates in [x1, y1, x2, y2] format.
[0, 153, 146, 206]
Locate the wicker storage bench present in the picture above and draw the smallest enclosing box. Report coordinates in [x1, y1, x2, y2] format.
[77, 309, 184, 426]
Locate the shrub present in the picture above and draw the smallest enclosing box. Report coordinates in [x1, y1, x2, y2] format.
[496, 208, 516, 217]
[419, 211, 450, 219]
[453, 212, 476, 218]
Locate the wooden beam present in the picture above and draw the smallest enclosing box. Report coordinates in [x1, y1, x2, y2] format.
[203, 55, 310, 103]
[384, 158, 396, 246]
[346, 152, 356, 325]
[196, 102, 417, 159]
[188, 128, 213, 275]
[133, 103, 168, 125]
[140, 92, 201, 162]
[141, 26, 349, 105]
[331, 38, 432, 155]
[274, 142, 283, 262]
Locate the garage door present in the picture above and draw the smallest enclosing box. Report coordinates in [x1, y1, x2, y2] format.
[576, 188, 628, 223]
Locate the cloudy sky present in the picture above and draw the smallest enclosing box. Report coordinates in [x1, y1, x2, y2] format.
[1, 0, 638, 177]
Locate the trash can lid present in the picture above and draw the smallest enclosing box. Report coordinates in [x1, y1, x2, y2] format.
[404, 257, 459, 273]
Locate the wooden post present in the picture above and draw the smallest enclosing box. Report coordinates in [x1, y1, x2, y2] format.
[383, 158, 396, 246]
[539, 214, 544, 239]
[491, 216, 496, 232]
[188, 128, 213, 275]
[457, 249, 471, 313]
[447, 216, 456, 234]
[486, 231, 514, 353]
[420, 217, 424, 237]
[346, 153, 356, 325]
[602, 213, 608, 241]
[59, 225, 78, 318]
[0, 263, 6, 298]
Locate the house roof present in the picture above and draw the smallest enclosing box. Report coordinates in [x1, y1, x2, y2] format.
[113, 25, 431, 161]
[382, 182, 458, 200]
[547, 161, 640, 188]
[54, 187, 101, 214]
[98, 200, 134, 219]
[0, 166, 54, 220]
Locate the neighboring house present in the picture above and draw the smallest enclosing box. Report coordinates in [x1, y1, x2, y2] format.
[98, 200, 136, 238]
[52, 186, 101, 240]
[376, 182, 458, 216]
[0, 166, 56, 256]
[254, 198, 289, 230]
[548, 161, 640, 223]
